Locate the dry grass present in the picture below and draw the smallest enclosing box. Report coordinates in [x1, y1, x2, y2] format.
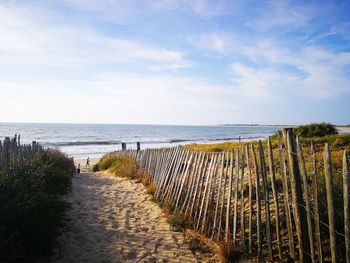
[184, 229, 221, 262]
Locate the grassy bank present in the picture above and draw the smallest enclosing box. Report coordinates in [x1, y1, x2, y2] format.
[0, 149, 75, 263]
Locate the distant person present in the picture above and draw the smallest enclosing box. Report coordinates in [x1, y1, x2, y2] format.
[238, 136, 241, 142]
[77, 163, 81, 174]
[86, 157, 90, 167]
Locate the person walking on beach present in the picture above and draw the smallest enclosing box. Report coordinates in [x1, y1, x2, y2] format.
[86, 157, 90, 168]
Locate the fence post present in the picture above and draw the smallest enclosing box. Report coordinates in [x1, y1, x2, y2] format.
[311, 142, 323, 263]
[4, 137, 10, 168]
[324, 143, 337, 263]
[0, 140, 2, 169]
[297, 137, 315, 262]
[268, 137, 282, 260]
[245, 145, 253, 254]
[225, 151, 234, 242]
[277, 132, 295, 259]
[136, 142, 141, 152]
[217, 151, 229, 241]
[251, 143, 262, 257]
[259, 141, 273, 262]
[240, 147, 246, 249]
[121, 142, 126, 151]
[232, 148, 240, 245]
[212, 152, 225, 238]
[343, 150, 350, 263]
[284, 128, 311, 263]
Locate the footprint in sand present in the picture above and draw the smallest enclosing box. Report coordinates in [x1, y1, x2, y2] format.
[51, 172, 197, 263]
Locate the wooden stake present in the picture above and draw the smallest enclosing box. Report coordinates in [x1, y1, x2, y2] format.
[232, 148, 240, 245]
[268, 137, 282, 260]
[225, 151, 234, 242]
[251, 143, 262, 257]
[259, 140, 273, 262]
[218, 151, 229, 241]
[245, 145, 253, 254]
[212, 152, 225, 238]
[285, 128, 311, 263]
[240, 147, 246, 249]
[297, 137, 315, 263]
[277, 132, 295, 259]
[197, 153, 214, 230]
[310, 142, 323, 263]
[324, 143, 337, 263]
[202, 153, 218, 233]
[343, 150, 350, 263]
[191, 153, 207, 217]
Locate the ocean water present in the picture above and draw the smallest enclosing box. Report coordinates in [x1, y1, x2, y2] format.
[0, 123, 282, 159]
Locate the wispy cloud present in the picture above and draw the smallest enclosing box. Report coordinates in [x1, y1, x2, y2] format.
[0, 3, 191, 71]
[66, 0, 235, 19]
[246, 0, 315, 31]
[189, 30, 350, 98]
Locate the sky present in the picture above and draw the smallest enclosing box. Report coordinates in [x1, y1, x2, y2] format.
[0, 0, 350, 125]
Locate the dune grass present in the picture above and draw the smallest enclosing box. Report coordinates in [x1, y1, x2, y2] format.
[0, 149, 75, 263]
[295, 122, 338, 138]
[95, 153, 157, 195]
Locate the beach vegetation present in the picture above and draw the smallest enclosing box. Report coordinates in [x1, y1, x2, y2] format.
[167, 211, 187, 232]
[294, 122, 338, 138]
[0, 149, 75, 262]
[96, 153, 138, 178]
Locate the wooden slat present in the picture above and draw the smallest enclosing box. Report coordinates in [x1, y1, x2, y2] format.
[212, 152, 225, 238]
[285, 128, 311, 263]
[232, 148, 240, 245]
[251, 143, 262, 257]
[297, 137, 315, 263]
[268, 137, 282, 260]
[324, 143, 337, 263]
[217, 151, 229, 241]
[277, 132, 295, 259]
[245, 145, 253, 254]
[343, 150, 350, 263]
[259, 140, 273, 262]
[311, 142, 323, 263]
[240, 146, 246, 249]
[225, 151, 234, 242]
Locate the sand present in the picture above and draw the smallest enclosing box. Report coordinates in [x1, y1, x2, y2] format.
[51, 171, 198, 262]
[74, 158, 100, 173]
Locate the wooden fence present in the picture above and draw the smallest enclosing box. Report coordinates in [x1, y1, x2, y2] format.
[0, 135, 43, 169]
[120, 128, 349, 262]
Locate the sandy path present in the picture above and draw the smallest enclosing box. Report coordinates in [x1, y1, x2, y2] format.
[52, 172, 197, 263]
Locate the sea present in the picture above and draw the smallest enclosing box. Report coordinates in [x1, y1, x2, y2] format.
[0, 123, 286, 160]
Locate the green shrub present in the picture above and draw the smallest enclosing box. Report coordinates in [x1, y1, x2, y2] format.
[98, 153, 120, 170]
[92, 163, 99, 172]
[295, 123, 338, 138]
[0, 150, 74, 262]
[97, 153, 138, 178]
[333, 134, 350, 147]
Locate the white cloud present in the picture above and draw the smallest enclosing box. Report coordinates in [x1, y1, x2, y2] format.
[188, 32, 236, 54]
[229, 63, 300, 97]
[190, 30, 350, 98]
[0, 4, 191, 70]
[247, 0, 314, 31]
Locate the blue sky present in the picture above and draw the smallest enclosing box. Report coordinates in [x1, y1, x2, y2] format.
[0, 0, 350, 125]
